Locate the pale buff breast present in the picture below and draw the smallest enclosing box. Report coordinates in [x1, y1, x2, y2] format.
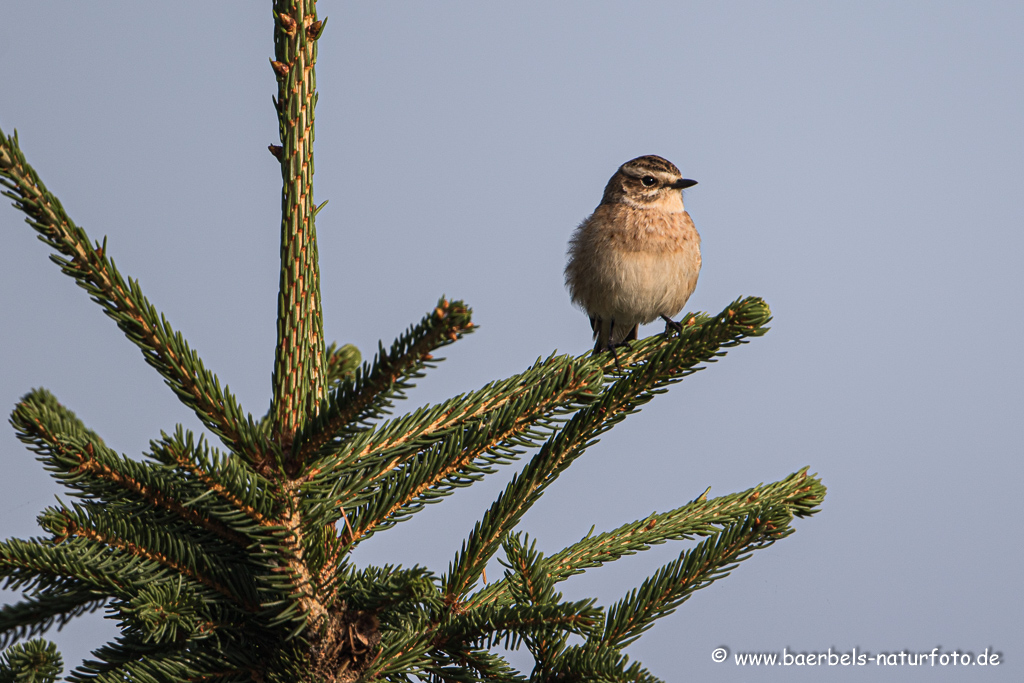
[566, 203, 701, 325]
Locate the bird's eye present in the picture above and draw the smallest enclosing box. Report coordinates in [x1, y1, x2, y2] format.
[641, 176, 657, 187]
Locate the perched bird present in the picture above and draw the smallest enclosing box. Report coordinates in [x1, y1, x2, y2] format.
[565, 155, 701, 354]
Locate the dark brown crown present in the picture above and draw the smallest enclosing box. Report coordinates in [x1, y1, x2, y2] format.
[619, 155, 681, 178]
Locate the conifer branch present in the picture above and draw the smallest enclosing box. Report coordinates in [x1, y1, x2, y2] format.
[470, 469, 824, 608]
[0, 590, 106, 650]
[301, 353, 600, 502]
[501, 534, 559, 605]
[1, 538, 145, 601]
[443, 602, 601, 650]
[343, 354, 603, 545]
[553, 469, 821, 585]
[545, 645, 660, 683]
[44, 519, 249, 611]
[599, 511, 789, 649]
[294, 298, 475, 464]
[37, 504, 259, 613]
[499, 534, 570, 666]
[0, 638, 63, 683]
[148, 427, 280, 527]
[67, 640, 248, 683]
[270, 0, 328, 446]
[325, 342, 361, 387]
[445, 298, 772, 600]
[360, 623, 435, 681]
[0, 129, 263, 465]
[333, 565, 440, 615]
[11, 390, 254, 549]
[422, 649, 526, 683]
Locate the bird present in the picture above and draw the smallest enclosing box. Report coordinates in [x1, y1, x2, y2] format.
[565, 155, 701, 356]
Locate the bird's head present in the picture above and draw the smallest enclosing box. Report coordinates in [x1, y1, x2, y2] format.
[602, 155, 697, 211]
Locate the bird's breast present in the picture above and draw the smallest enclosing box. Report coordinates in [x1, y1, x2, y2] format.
[600, 205, 700, 254]
[566, 205, 702, 323]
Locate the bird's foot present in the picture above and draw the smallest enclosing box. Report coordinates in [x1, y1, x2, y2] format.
[605, 339, 633, 372]
[661, 314, 683, 337]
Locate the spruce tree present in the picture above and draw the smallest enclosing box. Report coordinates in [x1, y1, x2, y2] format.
[0, 3, 825, 681]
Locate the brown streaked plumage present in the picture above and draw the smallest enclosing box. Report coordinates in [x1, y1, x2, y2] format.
[565, 155, 701, 354]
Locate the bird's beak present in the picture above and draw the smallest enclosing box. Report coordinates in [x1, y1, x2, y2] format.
[673, 179, 698, 189]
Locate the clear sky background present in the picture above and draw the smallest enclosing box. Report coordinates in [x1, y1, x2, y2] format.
[1, 2, 1021, 681]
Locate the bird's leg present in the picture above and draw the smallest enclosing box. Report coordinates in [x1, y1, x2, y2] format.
[592, 319, 633, 372]
[606, 319, 628, 372]
[661, 314, 683, 337]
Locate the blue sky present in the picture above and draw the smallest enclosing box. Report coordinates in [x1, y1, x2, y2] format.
[2, 3, 1022, 680]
